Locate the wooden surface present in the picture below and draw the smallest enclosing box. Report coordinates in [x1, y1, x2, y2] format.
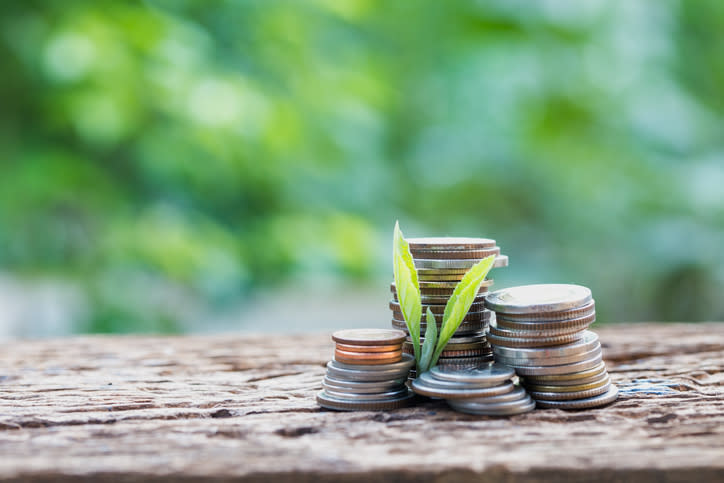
[0, 323, 723, 482]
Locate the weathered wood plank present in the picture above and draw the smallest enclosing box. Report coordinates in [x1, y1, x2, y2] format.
[0, 323, 723, 482]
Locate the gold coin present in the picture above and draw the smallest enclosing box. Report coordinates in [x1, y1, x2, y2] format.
[521, 361, 607, 382]
[523, 374, 610, 393]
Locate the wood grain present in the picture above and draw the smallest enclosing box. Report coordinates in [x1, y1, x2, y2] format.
[0, 323, 723, 482]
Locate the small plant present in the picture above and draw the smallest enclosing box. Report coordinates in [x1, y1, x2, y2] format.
[392, 221, 495, 373]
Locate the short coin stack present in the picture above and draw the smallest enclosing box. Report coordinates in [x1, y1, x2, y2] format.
[317, 329, 415, 411]
[485, 284, 618, 409]
[410, 363, 535, 416]
[390, 237, 509, 377]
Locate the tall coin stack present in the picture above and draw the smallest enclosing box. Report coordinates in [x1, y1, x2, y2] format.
[411, 363, 535, 416]
[485, 284, 618, 409]
[390, 237, 508, 378]
[317, 329, 415, 411]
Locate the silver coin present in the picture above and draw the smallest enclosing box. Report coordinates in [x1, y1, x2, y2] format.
[416, 268, 472, 275]
[322, 386, 409, 401]
[429, 362, 515, 384]
[435, 357, 494, 371]
[485, 284, 593, 314]
[391, 283, 491, 297]
[490, 331, 599, 360]
[415, 334, 487, 345]
[437, 355, 494, 366]
[391, 319, 488, 335]
[326, 362, 413, 383]
[414, 258, 497, 269]
[489, 321, 588, 339]
[495, 301, 596, 323]
[512, 353, 604, 376]
[494, 312, 595, 332]
[448, 396, 535, 416]
[455, 386, 529, 405]
[330, 353, 415, 371]
[493, 255, 508, 268]
[407, 237, 498, 250]
[323, 376, 405, 390]
[389, 300, 488, 313]
[494, 344, 602, 367]
[410, 247, 501, 259]
[412, 379, 514, 399]
[322, 378, 405, 394]
[534, 384, 619, 409]
[416, 370, 507, 390]
[486, 330, 584, 348]
[316, 389, 414, 411]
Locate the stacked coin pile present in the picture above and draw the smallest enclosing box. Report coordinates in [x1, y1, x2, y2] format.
[390, 237, 509, 376]
[317, 329, 415, 411]
[410, 363, 535, 416]
[485, 284, 618, 409]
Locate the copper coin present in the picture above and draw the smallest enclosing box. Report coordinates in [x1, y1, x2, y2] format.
[407, 237, 497, 250]
[335, 343, 402, 353]
[334, 348, 402, 360]
[332, 328, 406, 346]
[334, 355, 402, 365]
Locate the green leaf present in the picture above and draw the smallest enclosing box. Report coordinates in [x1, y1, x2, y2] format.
[392, 221, 422, 363]
[418, 307, 437, 373]
[431, 255, 496, 367]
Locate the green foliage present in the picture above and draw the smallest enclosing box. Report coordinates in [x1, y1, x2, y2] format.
[432, 256, 495, 367]
[392, 221, 422, 363]
[0, 0, 723, 332]
[418, 307, 438, 374]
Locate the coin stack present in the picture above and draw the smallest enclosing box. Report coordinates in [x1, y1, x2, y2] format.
[390, 237, 508, 377]
[410, 363, 535, 416]
[317, 329, 415, 411]
[485, 284, 618, 410]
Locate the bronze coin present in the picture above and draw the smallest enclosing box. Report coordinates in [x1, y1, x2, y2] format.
[335, 348, 402, 360]
[334, 354, 403, 365]
[335, 343, 402, 353]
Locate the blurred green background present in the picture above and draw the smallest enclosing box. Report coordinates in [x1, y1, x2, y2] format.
[1, 0, 723, 337]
